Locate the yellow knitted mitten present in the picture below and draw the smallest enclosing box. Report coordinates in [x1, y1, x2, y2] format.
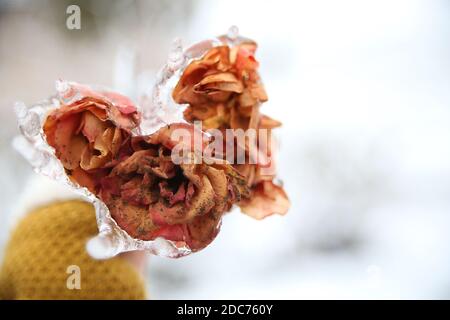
[0, 200, 146, 300]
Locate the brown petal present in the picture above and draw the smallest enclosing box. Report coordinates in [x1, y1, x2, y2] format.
[213, 162, 251, 200]
[81, 111, 108, 143]
[194, 72, 243, 94]
[108, 106, 139, 130]
[180, 163, 203, 187]
[179, 61, 209, 85]
[111, 150, 151, 176]
[65, 135, 88, 170]
[204, 91, 234, 103]
[184, 175, 216, 219]
[175, 85, 209, 105]
[145, 123, 209, 152]
[69, 167, 96, 193]
[230, 105, 250, 129]
[111, 127, 123, 155]
[149, 201, 187, 225]
[185, 212, 221, 251]
[260, 114, 282, 129]
[249, 83, 268, 102]
[203, 165, 228, 212]
[239, 181, 290, 219]
[186, 104, 217, 120]
[235, 164, 257, 187]
[100, 176, 121, 197]
[145, 160, 176, 179]
[203, 45, 230, 70]
[202, 116, 226, 130]
[229, 42, 257, 65]
[86, 105, 108, 121]
[109, 198, 156, 240]
[238, 90, 257, 108]
[235, 46, 259, 72]
[172, 63, 209, 104]
[80, 128, 114, 170]
[53, 114, 83, 170]
[121, 177, 157, 206]
[248, 104, 260, 130]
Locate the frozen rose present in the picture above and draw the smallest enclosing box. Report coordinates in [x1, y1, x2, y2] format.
[99, 124, 250, 251]
[173, 42, 269, 131]
[43, 84, 140, 192]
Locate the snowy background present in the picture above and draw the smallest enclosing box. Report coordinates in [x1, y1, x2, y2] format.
[1, 0, 450, 299]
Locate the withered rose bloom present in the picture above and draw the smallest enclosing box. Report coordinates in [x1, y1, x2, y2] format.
[173, 42, 268, 131]
[173, 42, 290, 219]
[43, 84, 140, 192]
[44, 87, 249, 251]
[101, 124, 249, 251]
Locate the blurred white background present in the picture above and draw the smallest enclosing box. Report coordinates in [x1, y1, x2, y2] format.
[1, 0, 449, 299]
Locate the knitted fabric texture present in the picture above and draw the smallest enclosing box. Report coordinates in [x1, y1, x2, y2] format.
[0, 200, 146, 300]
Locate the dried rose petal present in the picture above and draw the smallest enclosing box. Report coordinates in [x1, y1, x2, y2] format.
[239, 180, 290, 219]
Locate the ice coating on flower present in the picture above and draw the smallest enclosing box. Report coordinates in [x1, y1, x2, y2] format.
[172, 38, 290, 218]
[16, 29, 290, 258]
[44, 87, 249, 252]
